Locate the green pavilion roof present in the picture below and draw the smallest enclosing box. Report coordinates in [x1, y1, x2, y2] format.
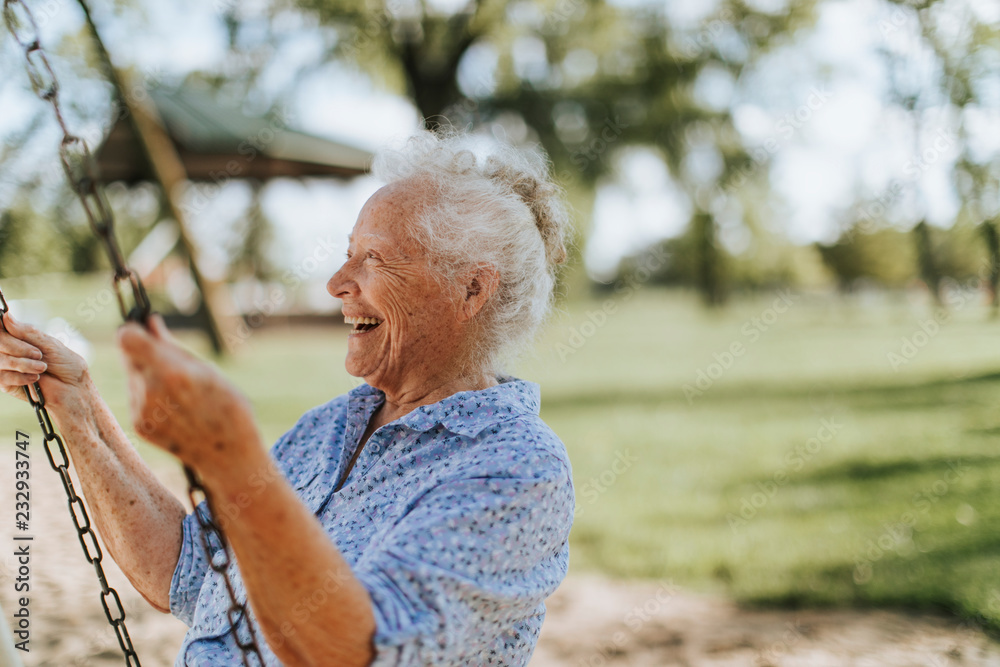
[96, 83, 373, 183]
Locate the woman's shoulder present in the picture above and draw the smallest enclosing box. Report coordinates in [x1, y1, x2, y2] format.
[473, 412, 571, 477]
[420, 377, 567, 473]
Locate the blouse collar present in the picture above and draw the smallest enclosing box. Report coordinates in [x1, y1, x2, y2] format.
[347, 376, 541, 438]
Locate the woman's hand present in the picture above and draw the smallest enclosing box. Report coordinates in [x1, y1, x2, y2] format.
[117, 315, 258, 479]
[0, 313, 91, 409]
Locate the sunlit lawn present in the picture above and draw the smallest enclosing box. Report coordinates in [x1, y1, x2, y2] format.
[2, 273, 999, 631]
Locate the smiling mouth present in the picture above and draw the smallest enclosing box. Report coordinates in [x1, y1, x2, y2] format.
[345, 315, 383, 335]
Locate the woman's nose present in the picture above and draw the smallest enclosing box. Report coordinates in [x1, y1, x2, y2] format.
[327, 261, 356, 298]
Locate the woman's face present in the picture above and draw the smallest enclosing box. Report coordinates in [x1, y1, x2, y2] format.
[327, 181, 470, 395]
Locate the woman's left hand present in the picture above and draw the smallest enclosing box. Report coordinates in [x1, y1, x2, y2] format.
[117, 315, 256, 478]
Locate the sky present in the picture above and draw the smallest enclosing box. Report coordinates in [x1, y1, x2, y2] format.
[585, 0, 995, 275]
[1, 0, 997, 286]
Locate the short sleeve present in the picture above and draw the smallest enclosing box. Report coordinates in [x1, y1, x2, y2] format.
[169, 501, 219, 627]
[354, 462, 574, 666]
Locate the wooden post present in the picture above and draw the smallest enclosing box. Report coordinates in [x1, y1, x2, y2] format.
[124, 98, 235, 353]
[78, 1, 233, 354]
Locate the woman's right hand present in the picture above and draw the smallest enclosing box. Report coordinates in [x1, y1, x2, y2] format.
[0, 313, 91, 411]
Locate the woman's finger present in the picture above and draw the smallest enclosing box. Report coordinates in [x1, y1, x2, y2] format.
[117, 322, 160, 374]
[0, 370, 41, 386]
[146, 313, 175, 342]
[0, 355, 47, 375]
[0, 316, 44, 360]
[3, 316, 71, 368]
[118, 322, 153, 355]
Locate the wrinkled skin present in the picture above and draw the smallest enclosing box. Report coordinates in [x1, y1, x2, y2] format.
[327, 179, 500, 406]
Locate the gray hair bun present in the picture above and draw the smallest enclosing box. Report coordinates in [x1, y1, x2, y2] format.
[483, 157, 569, 266]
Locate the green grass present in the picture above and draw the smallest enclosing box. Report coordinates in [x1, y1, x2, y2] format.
[2, 274, 999, 631]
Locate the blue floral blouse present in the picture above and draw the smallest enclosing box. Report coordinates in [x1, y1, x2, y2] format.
[169, 377, 574, 666]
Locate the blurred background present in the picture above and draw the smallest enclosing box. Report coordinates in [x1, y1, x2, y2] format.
[1, 0, 1000, 664]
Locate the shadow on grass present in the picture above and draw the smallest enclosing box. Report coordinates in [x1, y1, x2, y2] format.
[787, 454, 1000, 485]
[541, 370, 1000, 413]
[736, 536, 1000, 638]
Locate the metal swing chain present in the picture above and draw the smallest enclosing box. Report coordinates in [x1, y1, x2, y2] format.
[0, 288, 140, 666]
[2, 1, 264, 664]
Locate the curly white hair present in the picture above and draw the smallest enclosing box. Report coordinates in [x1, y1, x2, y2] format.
[372, 130, 571, 374]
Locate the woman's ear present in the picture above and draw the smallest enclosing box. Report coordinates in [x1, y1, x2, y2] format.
[459, 265, 500, 321]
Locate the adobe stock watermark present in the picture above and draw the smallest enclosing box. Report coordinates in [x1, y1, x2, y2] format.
[211, 460, 285, 532]
[225, 234, 343, 348]
[876, 3, 920, 40]
[28, 63, 165, 193]
[264, 567, 356, 652]
[335, 0, 407, 60]
[555, 247, 667, 361]
[683, 289, 797, 403]
[951, 592, 1000, 644]
[852, 127, 957, 238]
[577, 581, 679, 667]
[886, 255, 994, 371]
[544, 0, 587, 31]
[67, 596, 147, 667]
[727, 415, 845, 532]
[444, 69, 495, 124]
[574, 448, 638, 519]
[852, 459, 968, 584]
[567, 115, 629, 172]
[674, 8, 736, 62]
[547, 113, 632, 186]
[721, 87, 832, 196]
[133, 395, 181, 438]
[887, 313, 948, 372]
[753, 619, 810, 666]
[180, 107, 297, 220]
[5, 0, 66, 33]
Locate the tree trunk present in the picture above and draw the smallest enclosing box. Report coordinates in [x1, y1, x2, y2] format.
[694, 211, 725, 307]
[913, 221, 943, 308]
[979, 220, 1000, 317]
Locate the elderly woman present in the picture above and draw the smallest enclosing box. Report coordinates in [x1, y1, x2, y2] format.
[0, 131, 574, 666]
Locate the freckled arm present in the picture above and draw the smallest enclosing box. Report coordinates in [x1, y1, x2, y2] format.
[197, 435, 376, 667]
[48, 374, 186, 613]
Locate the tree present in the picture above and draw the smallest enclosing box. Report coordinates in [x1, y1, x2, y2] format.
[231, 0, 822, 304]
[877, 0, 1000, 308]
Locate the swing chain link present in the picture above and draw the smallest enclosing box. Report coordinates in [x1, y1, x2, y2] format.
[3, 1, 265, 664]
[0, 290, 141, 667]
[3, 0, 150, 325]
[186, 470, 266, 666]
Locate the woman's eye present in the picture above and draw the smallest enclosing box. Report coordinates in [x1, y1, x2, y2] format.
[366, 252, 378, 261]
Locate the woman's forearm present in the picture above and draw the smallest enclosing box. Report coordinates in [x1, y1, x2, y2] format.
[50, 372, 186, 611]
[111, 317, 376, 660]
[200, 442, 376, 666]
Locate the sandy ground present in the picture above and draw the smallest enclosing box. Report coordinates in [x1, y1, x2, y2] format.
[2, 464, 999, 666]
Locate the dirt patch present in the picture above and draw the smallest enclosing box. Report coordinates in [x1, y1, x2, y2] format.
[533, 575, 1000, 667]
[2, 465, 998, 666]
